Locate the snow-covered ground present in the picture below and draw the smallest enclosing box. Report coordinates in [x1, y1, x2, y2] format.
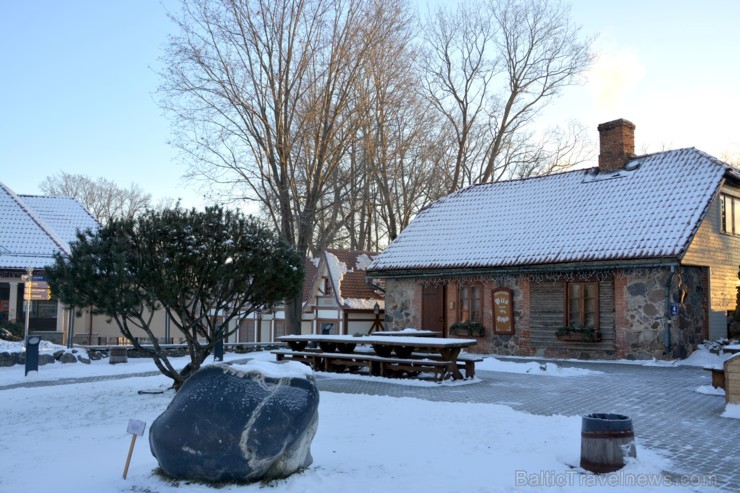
[0, 345, 730, 492]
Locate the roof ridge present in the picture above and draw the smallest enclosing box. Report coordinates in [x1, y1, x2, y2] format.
[455, 147, 708, 192]
[0, 182, 71, 256]
[18, 193, 73, 199]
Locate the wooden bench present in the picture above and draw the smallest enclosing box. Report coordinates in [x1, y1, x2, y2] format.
[273, 349, 326, 370]
[407, 352, 484, 379]
[704, 366, 725, 389]
[456, 354, 483, 379]
[273, 349, 377, 374]
[352, 345, 483, 377]
[376, 357, 451, 381]
[272, 349, 462, 382]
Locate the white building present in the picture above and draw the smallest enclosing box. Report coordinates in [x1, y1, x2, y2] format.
[0, 181, 104, 343]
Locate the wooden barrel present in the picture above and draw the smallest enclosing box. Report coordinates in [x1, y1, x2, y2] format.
[580, 413, 636, 473]
[109, 347, 128, 364]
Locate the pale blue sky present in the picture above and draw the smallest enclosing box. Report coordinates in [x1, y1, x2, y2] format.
[1, 1, 739, 208]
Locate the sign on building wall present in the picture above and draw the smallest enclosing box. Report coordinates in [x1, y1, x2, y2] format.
[492, 288, 514, 335]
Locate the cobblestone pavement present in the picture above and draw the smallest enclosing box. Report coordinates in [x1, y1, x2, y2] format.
[2, 358, 738, 491]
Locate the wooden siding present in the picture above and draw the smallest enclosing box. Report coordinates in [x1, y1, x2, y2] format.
[530, 280, 616, 352]
[725, 356, 740, 404]
[682, 185, 740, 339]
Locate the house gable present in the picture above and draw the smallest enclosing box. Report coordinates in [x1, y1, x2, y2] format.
[323, 249, 383, 309]
[682, 181, 740, 338]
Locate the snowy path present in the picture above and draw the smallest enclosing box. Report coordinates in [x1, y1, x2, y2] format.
[1, 352, 737, 491]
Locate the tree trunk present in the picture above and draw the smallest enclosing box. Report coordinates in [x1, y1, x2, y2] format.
[285, 295, 303, 335]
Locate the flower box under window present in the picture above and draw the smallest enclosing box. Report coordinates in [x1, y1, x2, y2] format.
[450, 321, 485, 337]
[555, 327, 601, 343]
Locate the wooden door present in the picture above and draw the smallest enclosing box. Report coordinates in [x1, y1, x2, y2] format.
[422, 285, 446, 333]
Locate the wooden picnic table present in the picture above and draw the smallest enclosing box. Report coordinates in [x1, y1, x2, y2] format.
[723, 344, 740, 354]
[277, 334, 477, 380]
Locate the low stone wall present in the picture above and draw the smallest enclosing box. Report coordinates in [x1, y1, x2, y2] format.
[0, 348, 90, 367]
[0, 343, 284, 368]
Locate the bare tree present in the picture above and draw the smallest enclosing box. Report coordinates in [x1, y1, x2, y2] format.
[419, 1, 493, 193]
[323, 0, 445, 247]
[421, 0, 593, 192]
[160, 0, 401, 331]
[720, 151, 740, 168]
[39, 172, 152, 224]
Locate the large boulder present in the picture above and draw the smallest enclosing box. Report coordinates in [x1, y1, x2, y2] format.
[149, 361, 319, 483]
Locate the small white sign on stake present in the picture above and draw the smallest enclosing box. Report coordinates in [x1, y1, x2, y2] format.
[123, 419, 147, 479]
[127, 419, 146, 436]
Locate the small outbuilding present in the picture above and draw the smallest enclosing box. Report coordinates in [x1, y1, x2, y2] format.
[725, 354, 740, 404]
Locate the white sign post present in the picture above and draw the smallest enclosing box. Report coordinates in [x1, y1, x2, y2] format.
[123, 419, 146, 479]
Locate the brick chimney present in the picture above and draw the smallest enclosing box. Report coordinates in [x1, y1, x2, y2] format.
[597, 119, 635, 172]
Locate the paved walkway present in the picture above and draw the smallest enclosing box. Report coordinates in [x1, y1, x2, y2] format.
[2, 357, 738, 491]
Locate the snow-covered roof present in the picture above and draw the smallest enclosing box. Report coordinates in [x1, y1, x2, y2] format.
[323, 250, 384, 309]
[369, 148, 733, 273]
[301, 257, 320, 304]
[18, 195, 97, 245]
[0, 182, 99, 270]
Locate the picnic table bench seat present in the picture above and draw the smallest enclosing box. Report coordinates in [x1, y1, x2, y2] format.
[405, 352, 483, 378]
[271, 349, 472, 382]
[273, 349, 382, 374]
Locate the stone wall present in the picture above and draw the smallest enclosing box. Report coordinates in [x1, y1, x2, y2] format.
[383, 279, 418, 330]
[381, 266, 708, 361]
[622, 267, 706, 360]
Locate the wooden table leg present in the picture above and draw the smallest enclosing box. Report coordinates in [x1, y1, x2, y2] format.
[336, 343, 357, 353]
[394, 346, 413, 358]
[372, 344, 392, 357]
[439, 347, 464, 380]
[288, 341, 308, 351]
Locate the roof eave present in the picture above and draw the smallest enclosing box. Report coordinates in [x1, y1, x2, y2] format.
[367, 257, 681, 280]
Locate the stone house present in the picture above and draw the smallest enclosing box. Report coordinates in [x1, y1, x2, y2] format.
[238, 249, 384, 342]
[367, 119, 740, 360]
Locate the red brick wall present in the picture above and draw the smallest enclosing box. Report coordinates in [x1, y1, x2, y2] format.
[598, 119, 635, 172]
